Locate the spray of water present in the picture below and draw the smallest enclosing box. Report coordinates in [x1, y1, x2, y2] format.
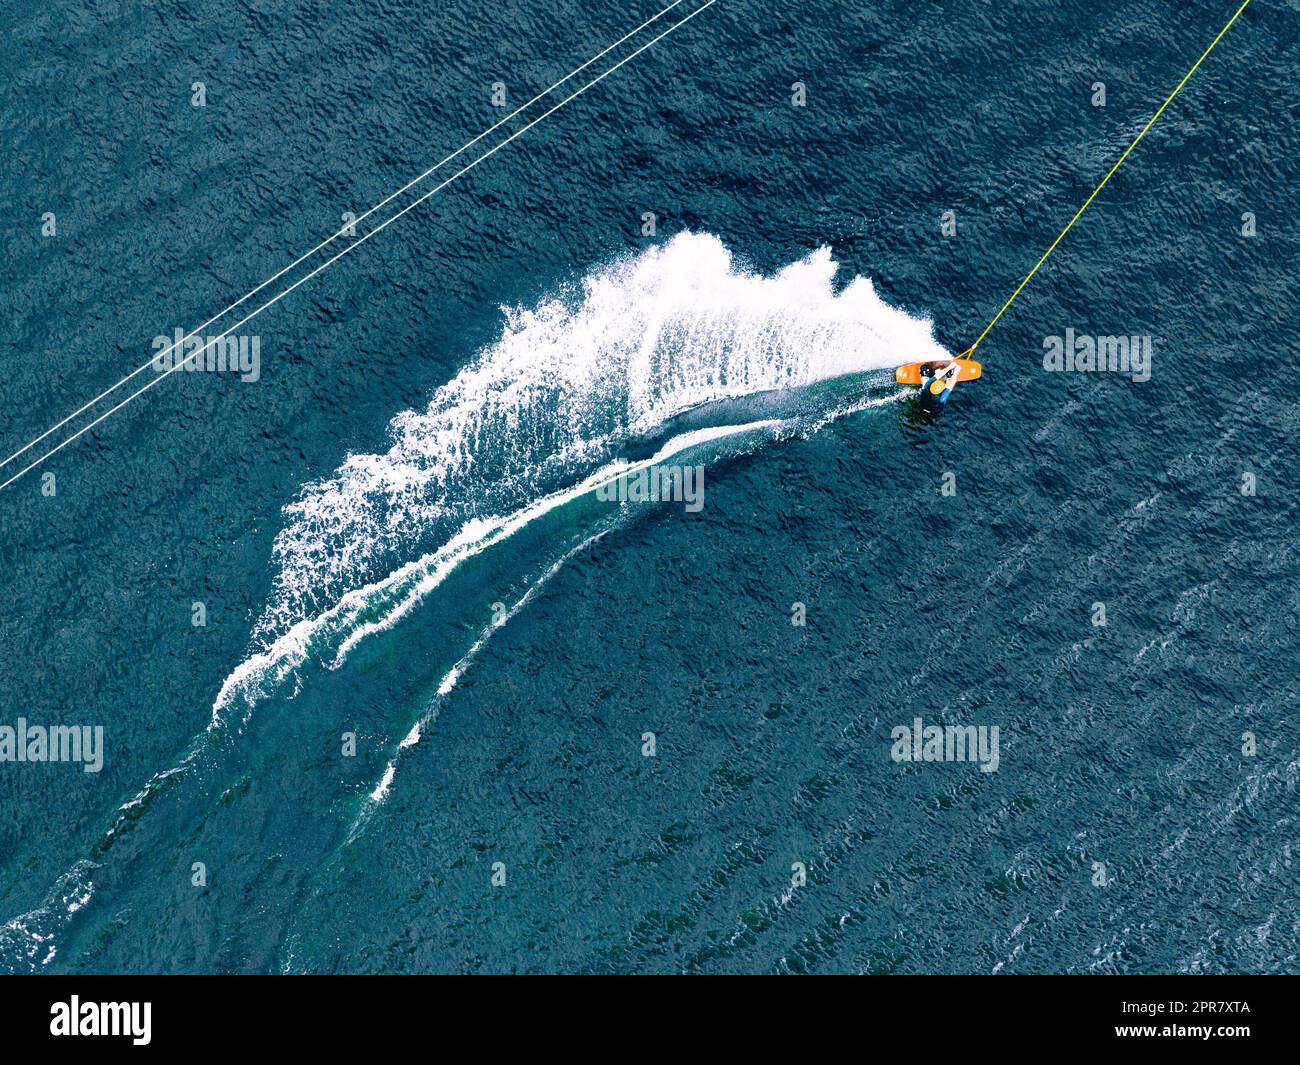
[254, 231, 948, 651]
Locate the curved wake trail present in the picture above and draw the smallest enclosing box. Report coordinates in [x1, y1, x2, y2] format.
[346, 394, 905, 837]
[218, 231, 948, 723]
[1, 232, 945, 972]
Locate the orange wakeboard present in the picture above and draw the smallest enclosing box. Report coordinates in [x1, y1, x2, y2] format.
[895, 359, 983, 386]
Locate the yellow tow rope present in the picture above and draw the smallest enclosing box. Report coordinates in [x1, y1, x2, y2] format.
[959, 0, 1252, 360]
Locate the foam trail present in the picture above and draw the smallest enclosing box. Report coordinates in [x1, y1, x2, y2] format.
[0, 862, 95, 970]
[357, 417, 794, 809]
[363, 529, 610, 811]
[210, 234, 947, 724]
[3, 224, 930, 968]
[213, 419, 781, 725]
[352, 393, 905, 825]
[254, 232, 947, 648]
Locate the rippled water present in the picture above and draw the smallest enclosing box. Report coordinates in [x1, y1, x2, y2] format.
[1, 0, 1296, 973]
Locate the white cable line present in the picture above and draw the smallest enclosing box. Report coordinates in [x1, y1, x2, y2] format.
[0, 1, 718, 494]
[0, 0, 688, 472]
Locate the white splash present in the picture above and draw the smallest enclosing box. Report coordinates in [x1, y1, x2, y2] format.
[4, 236, 943, 973]
[255, 232, 947, 645]
[213, 234, 946, 724]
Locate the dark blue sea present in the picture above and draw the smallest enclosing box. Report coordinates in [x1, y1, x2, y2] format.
[1, 0, 1296, 973]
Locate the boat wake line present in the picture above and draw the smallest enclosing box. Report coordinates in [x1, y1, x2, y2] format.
[0, 233, 944, 971]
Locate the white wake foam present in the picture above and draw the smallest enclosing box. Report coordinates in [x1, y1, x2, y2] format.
[353, 395, 904, 817]
[5, 236, 942, 972]
[255, 232, 948, 645]
[212, 233, 946, 722]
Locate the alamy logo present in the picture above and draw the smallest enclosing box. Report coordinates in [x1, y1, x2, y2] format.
[152, 327, 261, 382]
[891, 718, 1000, 773]
[595, 465, 704, 512]
[1043, 327, 1151, 382]
[50, 997, 151, 1045]
[0, 719, 104, 772]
